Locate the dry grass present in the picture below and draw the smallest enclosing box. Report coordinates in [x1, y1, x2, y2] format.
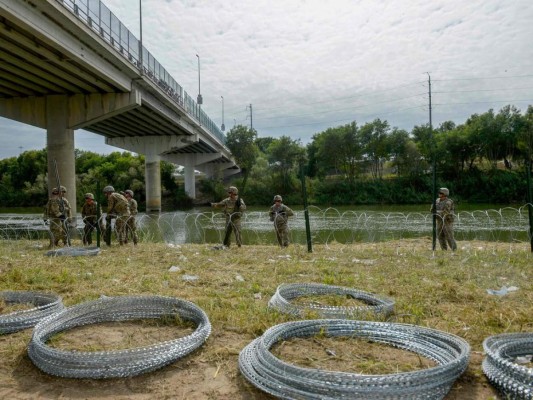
[0, 238, 532, 399]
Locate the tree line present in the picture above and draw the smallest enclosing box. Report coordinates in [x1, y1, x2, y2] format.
[1, 104, 532, 210]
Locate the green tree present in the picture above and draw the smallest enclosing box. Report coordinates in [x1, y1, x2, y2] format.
[266, 136, 305, 193]
[225, 125, 258, 194]
[360, 119, 390, 179]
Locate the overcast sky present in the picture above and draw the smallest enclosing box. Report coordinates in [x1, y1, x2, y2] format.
[1, 0, 532, 159]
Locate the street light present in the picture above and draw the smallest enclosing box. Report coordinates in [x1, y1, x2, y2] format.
[196, 54, 202, 105]
[221, 96, 225, 131]
[139, 0, 143, 74]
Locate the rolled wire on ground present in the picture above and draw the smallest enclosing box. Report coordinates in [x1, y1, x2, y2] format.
[268, 283, 395, 319]
[239, 319, 470, 400]
[45, 246, 100, 257]
[28, 295, 211, 378]
[482, 333, 533, 400]
[0, 291, 65, 334]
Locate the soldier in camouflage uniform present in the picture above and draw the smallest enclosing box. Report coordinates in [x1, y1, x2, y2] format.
[430, 187, 457, 251]
[123, 189, 139, 245]
[269, 195, 294, 247]
[43, 186, 71, 248]
[103, 186, 130, 246]
[81, 193, 102, 245]
[211, 186, 246, 248]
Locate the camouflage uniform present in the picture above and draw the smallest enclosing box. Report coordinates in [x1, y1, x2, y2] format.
[211, 186, 246, 247]
[43, 187, 71, 247]
[104, 187, 130, 245]
[124, 190, 139, 245]
[81, 193, 102, 245]
[269, 195, 294, 247]
[430, 187, 457, 251]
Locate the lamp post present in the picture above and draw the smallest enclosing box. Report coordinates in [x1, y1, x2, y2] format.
[221, 96, 225, 131]
[139, 0, 143, 74]
[196, 54, 202, 105]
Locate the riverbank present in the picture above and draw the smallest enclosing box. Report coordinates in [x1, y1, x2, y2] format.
[1, 240, 531, 399]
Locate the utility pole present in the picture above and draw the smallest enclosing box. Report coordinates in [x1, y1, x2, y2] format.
[428, 72, 437, 252]
[249, 103, 253, 130]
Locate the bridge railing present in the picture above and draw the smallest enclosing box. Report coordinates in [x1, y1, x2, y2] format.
[56, 0, 226, 145]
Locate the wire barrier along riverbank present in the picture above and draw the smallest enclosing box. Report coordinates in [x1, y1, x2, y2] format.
[268, 283, 394, 319]
[239, 319, 471, 400]
[482, 333, 533, 400]
[28, 295, 211, 379]
[1, 205, 532, 249]
[0, 291, 65, 334]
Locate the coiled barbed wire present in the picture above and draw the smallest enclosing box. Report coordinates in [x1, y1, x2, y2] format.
[28, 295, 211, 378]
[268, 283, 395, 319]
[482, 333, 533, 400]
[0, 291, 65, 334]
[239, 319, 470, 399]
[45, 246, 100, 257]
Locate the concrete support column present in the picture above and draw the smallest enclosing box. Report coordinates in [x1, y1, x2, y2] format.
[145, 154, 161, 213]
[46, 95, 77, 219]
[106, 135, 198, 212]
[183, 165, 195, 198]
[160, 153, 223, 199]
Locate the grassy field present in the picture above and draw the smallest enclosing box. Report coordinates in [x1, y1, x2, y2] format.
[0, 238, 532, 399]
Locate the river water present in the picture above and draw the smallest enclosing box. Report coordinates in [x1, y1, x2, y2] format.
[1, 204, 531, 245]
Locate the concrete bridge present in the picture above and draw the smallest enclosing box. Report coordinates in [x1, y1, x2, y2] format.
[0, 0, 239, 215]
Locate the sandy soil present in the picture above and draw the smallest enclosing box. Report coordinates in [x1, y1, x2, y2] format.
[0, 321, 501, 400]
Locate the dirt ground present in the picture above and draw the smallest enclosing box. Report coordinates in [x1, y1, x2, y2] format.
[0, 321, 501, 400]
[2, 239, 522, 399]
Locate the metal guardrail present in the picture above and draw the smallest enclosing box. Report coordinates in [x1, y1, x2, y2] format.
[56, 0, 226, 144]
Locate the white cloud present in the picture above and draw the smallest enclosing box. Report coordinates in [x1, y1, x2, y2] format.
[1, 0, 532, 158]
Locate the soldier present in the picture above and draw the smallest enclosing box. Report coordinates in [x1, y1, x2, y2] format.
[430, 187, 457, 251]
[269, 195, 294, 247]
[102, 186, 130, 246]
[43, 186, 72, 248]
[123, 189, 139, 245]
[211, 186, 246, 248]
[81, 193, 102, 245]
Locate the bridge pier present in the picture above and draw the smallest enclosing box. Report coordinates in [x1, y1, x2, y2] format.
[106, 135, 196, 212]
[47, 95, 77, 218]
[145, 155, 162, 213]
[161, 153, 223, 198]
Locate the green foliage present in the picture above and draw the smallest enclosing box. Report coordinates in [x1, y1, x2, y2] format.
[2, 104, 532, 209]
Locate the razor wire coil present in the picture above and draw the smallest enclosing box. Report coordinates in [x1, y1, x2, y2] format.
[239, 319, 470, 399]
[482, 333, 533, 400]
[28, 295, 211, 379]
[268, 283, 395, 319]
[45, 246, 100, 257]
[0, 291, 65, 334]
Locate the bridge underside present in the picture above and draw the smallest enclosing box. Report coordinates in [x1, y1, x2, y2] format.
[0, 0, 238, 214]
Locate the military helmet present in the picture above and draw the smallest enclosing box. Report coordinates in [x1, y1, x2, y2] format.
[228, 186, 238, 195]
[438, 187, 449, 196]
[103, 185, 115, 193]
[273, 195, 282, 203]
[59, 185, 67, 193]
[125, 189, 134, 197]
[51, 187, 59, 194]
[85, 193, 94, 200]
